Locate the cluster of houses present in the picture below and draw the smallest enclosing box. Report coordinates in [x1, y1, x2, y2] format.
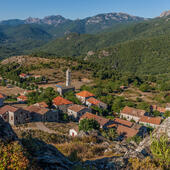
[0, 69, 170, 140]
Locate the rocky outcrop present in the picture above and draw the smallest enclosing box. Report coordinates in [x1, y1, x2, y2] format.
[136, 117, 170, 153]
[0, 117, 73, 170]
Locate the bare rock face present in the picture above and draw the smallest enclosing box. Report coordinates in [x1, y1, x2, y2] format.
[160, 10, 170, 17]
[136, 117, 170, 153]
[0, 117, 17, 143]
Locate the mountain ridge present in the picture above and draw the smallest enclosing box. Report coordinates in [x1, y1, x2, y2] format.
[0, 12, 145, 27]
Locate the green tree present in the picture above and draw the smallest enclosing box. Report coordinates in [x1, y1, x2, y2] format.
[150, 135, 170, 168]
[79, 118, 100, 132]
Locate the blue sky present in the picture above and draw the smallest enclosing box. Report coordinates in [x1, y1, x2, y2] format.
[0, 0, 169, 21]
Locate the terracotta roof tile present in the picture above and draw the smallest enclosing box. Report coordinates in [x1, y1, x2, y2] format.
[53, 96, 72, 106]
[0, 105, 19, 115]
[80, 112, 109, 127]
[114, 118, 133, 127]
[17, 95, 27, 101]
[19, 73, 27, 77]
[139, 116, 162, 125]
[76, 91, 95, 98]
[121, 106, 146, 118]
[68, 104, 86, 112]
[34, 102, 48, 108]
[86, 97, 101, 105]
[0, 93, 5, 99]
[25, 105, 49, 115]
[117, 125, 138, 138]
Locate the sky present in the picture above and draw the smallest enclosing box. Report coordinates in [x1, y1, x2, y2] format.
[0, 0, 169, 21]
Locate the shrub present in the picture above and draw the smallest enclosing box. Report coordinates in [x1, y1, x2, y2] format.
[79, 118, 100, 132]
[0, 141, 30, 169]
[150, 135, 170, 168]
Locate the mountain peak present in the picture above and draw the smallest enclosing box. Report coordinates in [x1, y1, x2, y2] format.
[160, 10, 170, 17]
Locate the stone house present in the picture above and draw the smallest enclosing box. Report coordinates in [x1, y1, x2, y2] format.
[17, 95, 27, 103]
[53, 96, 73, 113]
[108, 118, 133, 128]
[139, 116, 162, 128]
[0, 105, 30, 126]
[56, 85, 75, 96]
[67, 104, 91, 120]
[86, 97, 107, 109]
[76, 91, 95, 104]
[120, 106, 146, 122]
[0, 93, 5, 107]
[25, 105, 59, 122]
[79, 112, 111, 129]
[166, 103, 170, 111]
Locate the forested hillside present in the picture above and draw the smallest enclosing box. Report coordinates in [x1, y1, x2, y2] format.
[35, 16, 170, 58]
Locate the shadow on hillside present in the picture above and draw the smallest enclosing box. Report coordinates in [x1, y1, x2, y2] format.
[20, 136, 73, 169]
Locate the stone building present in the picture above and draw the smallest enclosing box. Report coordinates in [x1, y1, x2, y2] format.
[53, 96, 73, 113]
[79, 112, 111, 129]
[17, 95, 28, 103]
[139, 116, 162, 128]
[56, 68, 75, 96]
[0, 105, 30, 126]
[76, 91, 95, 103]
[25, 105, 59, 122]
[86, 97, 107, 109]
[120, 106, 146, 122]
[67, 104, 91, 120]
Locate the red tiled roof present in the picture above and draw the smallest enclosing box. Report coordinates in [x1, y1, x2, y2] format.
[19, 73, 27, 77]
[17, 95, 27, 101]
[53, 96, 72, 106]
[117, 125, 138, 138]
[107, 123, 117, 128]
[76, 91, 95, 98]
[80, 112, 109, 127]
[0, 93, 5, 99]
[121, 106, 146, 118]
[140, 116, 162, 125]
[35, 102, 48, 108]
[0, 105, 19, 115]
[25, 105, 49, 115]
[68, 104, 86, 112]
[114, 118, 133, 127]
[86, 97, 101, 105]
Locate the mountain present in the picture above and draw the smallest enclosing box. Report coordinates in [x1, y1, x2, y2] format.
[0, 12, 145, 27]
[160, 10, 170, 17]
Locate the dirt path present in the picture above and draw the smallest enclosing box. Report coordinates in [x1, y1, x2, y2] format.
[35, 122, 57, 134]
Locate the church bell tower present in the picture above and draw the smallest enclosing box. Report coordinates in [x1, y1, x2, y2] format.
[66, 68, 71, 87]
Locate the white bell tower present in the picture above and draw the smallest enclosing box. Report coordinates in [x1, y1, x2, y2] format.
[66, 68, 71, 87]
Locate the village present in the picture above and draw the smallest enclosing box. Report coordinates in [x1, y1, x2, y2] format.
[0, 68, 170, 143]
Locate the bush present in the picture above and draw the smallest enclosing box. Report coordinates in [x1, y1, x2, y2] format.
[79, 118, 100, 132]
[0, 141, 30, 169]
[150, 135, 170, 168]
